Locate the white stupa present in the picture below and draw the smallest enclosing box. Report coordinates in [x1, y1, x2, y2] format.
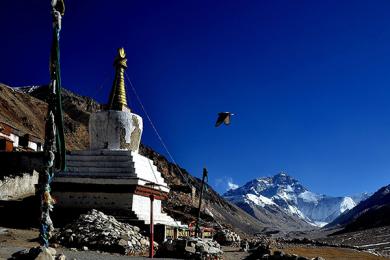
[52, 48, 184, 229]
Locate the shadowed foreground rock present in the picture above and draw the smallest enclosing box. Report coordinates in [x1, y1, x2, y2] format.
[53, 209, 155, 256]
[10, 246, 65, 260]
[245, 240, 325, 260]
[247, 245, 325, 260]
[213, 228, 241, 246]
[157, 237, 223, 259]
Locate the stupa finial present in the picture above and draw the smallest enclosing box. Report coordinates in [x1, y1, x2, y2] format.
[107, 47, 128, 111]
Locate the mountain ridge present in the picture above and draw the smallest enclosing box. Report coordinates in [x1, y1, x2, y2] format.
[224, 172, 369, 227]
[326, 184, 390, 232]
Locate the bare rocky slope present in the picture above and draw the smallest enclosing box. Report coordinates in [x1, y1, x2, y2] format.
[14, 85, 101, 150]
[0, 83, 274, 236]
[0, 84, 47, 139]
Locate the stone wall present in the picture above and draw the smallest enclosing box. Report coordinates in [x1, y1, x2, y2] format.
[0, 171, 38, 200]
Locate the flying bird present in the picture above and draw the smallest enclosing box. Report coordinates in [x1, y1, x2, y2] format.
[215, 112, 235, 127]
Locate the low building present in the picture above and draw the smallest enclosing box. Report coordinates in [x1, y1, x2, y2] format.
[0, 122, 43, 152]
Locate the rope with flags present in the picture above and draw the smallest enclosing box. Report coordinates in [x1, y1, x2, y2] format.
[39, 0, 66, 247]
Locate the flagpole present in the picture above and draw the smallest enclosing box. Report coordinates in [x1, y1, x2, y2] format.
[39, 0, 66, 247]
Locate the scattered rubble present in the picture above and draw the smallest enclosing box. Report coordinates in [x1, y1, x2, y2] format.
[10, 246, 64, 260]
[157, 237, 223, 259]
[317, 225, 390, 257]
[53, 209, 154, 255]
[275, 237, 364, 251]
[248, 245, 325, 260]
[245, 238, 327, 260]
[213, 228, 241, 246]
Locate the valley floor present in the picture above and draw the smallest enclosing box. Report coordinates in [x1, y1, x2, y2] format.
[317, 226, 390, 257]
[282, 246, 387, 260]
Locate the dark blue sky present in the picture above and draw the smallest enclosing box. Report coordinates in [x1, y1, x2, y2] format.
[1, 0, 390, 196]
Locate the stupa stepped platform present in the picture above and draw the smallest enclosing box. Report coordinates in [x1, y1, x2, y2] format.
[130, 194, 185, 227]
[133, 211, 185, 226]
[52, 149, 186, 227]
[54, 150, 168, 192]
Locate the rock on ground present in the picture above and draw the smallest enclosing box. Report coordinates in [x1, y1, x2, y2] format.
[158, 237, 223, 259]
[10, 246, 64, 260]
[213, 229, 241, 246]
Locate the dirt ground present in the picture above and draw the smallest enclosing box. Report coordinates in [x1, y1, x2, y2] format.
[221, 246, 250, 260]
[1, 227, 389, 260]
[0, 228, 152, 260]
[282, 246, 388, 260]
[0, 228, 38, 249]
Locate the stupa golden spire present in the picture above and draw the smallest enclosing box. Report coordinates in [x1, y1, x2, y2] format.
[107, 47, 129, 111]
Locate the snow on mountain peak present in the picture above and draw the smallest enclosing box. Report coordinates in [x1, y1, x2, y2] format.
[340, 197, 356, 213]
[245, 194, 276, 207]
[223, 172, 365, 227]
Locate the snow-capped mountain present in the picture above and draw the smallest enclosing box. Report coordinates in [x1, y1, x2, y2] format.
[223, 172, 369, 227]
[327, 184, 390, 230]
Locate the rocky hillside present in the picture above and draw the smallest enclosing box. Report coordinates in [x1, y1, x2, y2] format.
[0, 84, 47, 139]
[15, 85, 101, 150]
[326, 184, 390, 232]
[224, 173, 369, 227]
[0, 83, 272, 236]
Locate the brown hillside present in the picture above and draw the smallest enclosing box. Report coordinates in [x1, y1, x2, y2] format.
[0, 83, 274, 236]
[0, 84, 46, 139]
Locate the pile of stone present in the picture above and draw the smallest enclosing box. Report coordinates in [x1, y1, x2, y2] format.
[213, 228, 241, 246]
[53, 209, 154, 255]
[158, 237, 223, 259]
[249, 236, 274, 249]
